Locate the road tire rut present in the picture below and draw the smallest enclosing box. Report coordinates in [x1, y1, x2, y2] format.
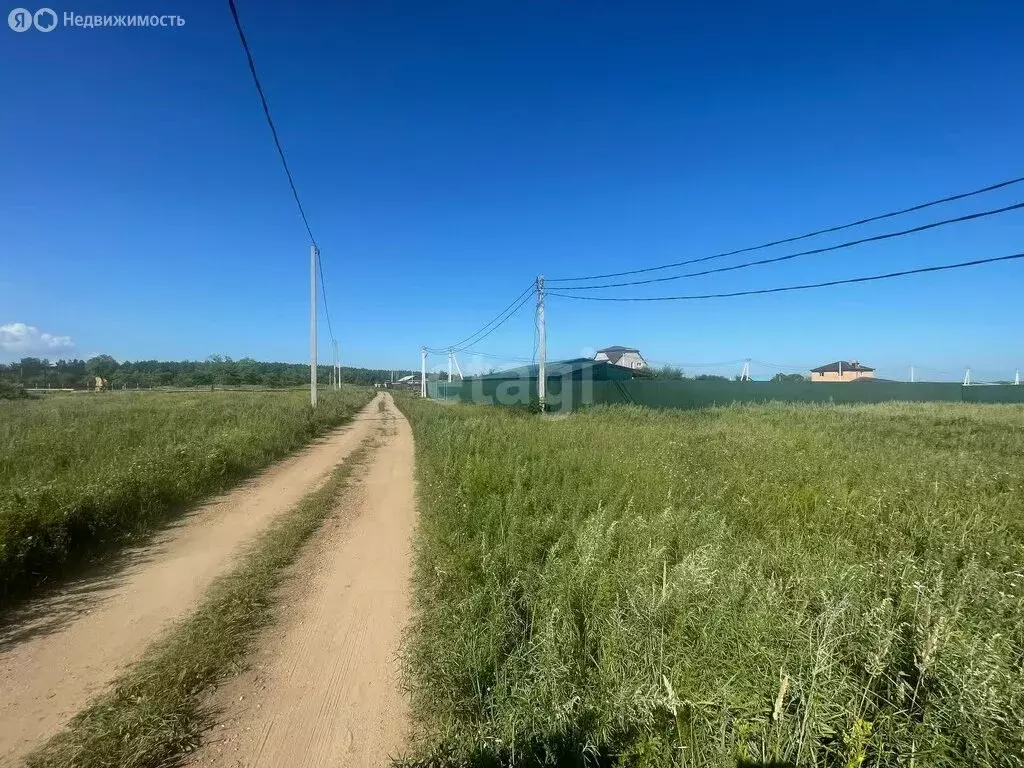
[190, 393, 414, 768]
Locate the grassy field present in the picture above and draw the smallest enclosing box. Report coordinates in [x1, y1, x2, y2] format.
[0, 388, 374, 600]
[397, 398, 1024, 767]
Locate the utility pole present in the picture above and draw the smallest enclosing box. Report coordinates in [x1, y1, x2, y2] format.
[740, 359, 751, 382]
[910, 364, 915, 383]
[963, 367, 971, 386]
[448, 349, 453, 383]
[334, 340, 341, 389]
[452, 353, 464, 380]
[420, 347, 427, 398]
[536, 275, 546, 408]
[310, 244, 318, 408]
[1015, 369, 1020, 386]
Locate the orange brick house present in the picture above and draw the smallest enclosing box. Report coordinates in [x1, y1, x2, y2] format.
[809, 360, 875, 382]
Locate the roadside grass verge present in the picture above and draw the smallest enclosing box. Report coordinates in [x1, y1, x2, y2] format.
[26, 433, 377, 768]
[0, 381, 33, 400]
[0, 387, 374, 602]
[396, 397, 1024, 767]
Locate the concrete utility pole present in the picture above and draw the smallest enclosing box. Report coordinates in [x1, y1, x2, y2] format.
[420, 347, 428, 398]
[448, 349, 453, 383]
[963, 367, 971, 386]
[1016, 369, 1020, 386]
[310, 244, 318, 408]
[910, 365, 915, 383]
[536, 275, 546, 408]
[452, 353, 464, 380]
[740, 359, 751, 382]
[333, 340, 341, 389]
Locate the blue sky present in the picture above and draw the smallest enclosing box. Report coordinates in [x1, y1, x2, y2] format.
[2, 0, 1022, 380]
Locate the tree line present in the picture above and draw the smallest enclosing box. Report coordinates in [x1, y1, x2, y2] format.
[0, 355, 415, 390]
[646, 364, 807, 382]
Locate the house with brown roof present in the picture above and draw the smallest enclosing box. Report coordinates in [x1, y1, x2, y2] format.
[809, 360, 875, 383]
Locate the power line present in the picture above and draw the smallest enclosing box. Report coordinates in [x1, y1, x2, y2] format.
[452, 289, 536, 354]
[227, 0, 336, 342]
[554, 202, 1024, 290]
[548, 252, 1024, 302]
[228, 0, 316, 246]
[466, 351, 535, 363]
[548, 175, 1024, 282]
[750, 359, 816, 371]
[648, 359, 746, 369]
[316, 250, 335, 341]
[427, 283, 536, 353]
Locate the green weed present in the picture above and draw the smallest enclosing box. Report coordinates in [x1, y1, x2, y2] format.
[0, 388, 374, 601]
[396, 398, 1024, 767]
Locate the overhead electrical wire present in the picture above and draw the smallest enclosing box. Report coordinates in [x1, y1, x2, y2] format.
[316, 252, 335, 341]
[548, 175, 1024, 283]
[554, 201, 1024, 290]
[468, 351, 535, 363]
[750, 359, 817, 371]
[548, 252, 1024, 302]
[427, 283, 536, 354]
[227, 0, 335, 341]
[648, 359, 746, 369]
[449, 289, 536, 354]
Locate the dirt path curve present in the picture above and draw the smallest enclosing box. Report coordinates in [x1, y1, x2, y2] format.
[0, 394, 385, 766]
[191, 392, 414, 768]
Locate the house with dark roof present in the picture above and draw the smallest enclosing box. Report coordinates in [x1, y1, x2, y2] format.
[809, 360, 875, 383]
[594, 346, 648, 371]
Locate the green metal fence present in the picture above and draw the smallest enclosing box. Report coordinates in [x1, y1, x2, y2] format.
[429, 378, 1024, 412]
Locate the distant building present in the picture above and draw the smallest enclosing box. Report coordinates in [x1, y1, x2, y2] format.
[391, 374, 421, 389]
[594, 346, 648, 371]
[809, 360, 875, 383]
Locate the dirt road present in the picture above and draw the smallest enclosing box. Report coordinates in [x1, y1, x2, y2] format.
[0, 394, 384, 766]
[191, 393, 414, 768]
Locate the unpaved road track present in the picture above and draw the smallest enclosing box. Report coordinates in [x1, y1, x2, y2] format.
[191, 393, 414, 768]
[0, 394, 384, 766]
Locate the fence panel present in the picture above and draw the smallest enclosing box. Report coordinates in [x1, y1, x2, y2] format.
[430, 377, 1023, 411]
[962, 385, 1024, 404]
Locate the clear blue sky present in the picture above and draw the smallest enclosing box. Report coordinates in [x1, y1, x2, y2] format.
[2, 0, 1022, 380]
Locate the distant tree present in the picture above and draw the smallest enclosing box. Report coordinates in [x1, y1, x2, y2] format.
[19, 357, 43, 384]
[86, 354, 119, 381]
[771, 373, 808, 383]
[693, 374, 730, 382]
[0, 355, 415, 390]
[652, 364, 685, 380]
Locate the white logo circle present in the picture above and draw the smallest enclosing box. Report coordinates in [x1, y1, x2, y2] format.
[33, 7, 56, 31]
[8, 7, 33, 31]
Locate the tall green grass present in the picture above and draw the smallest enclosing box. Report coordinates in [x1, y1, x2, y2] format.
[397, 398, 1024, 767]
[0, 388, 374, 600]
